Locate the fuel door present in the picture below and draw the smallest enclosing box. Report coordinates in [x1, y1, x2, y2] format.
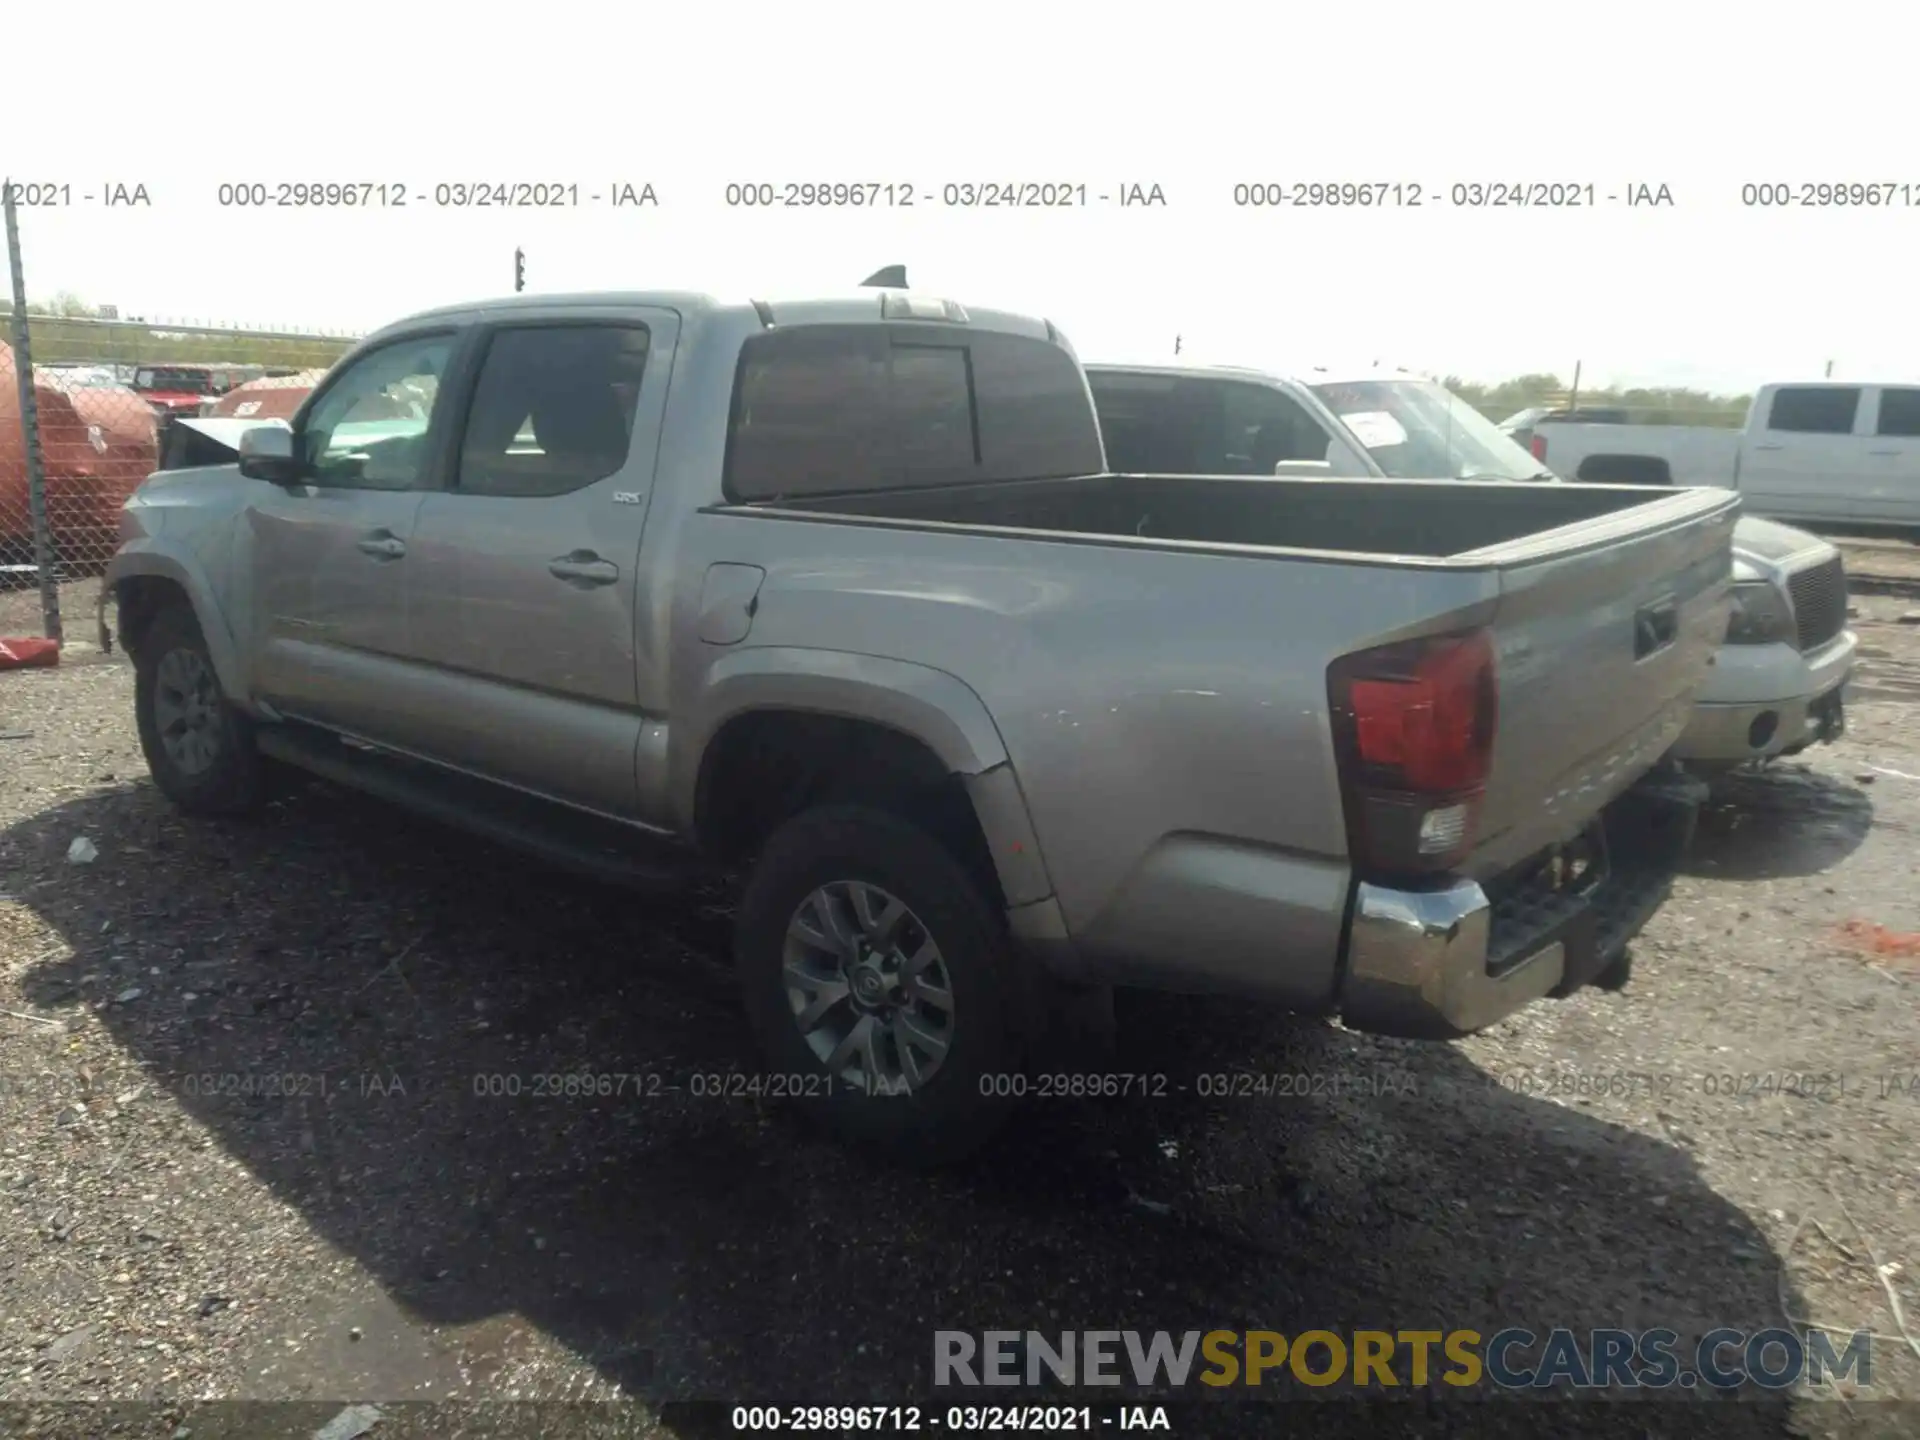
[697, 563, 766, 645]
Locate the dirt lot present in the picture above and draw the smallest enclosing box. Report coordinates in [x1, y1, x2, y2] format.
[1, 575, 1918, 1439]
[0, 575, 103, 653]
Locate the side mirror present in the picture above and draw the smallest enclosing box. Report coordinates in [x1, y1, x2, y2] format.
[237, 424, 303, 484]
[1272, 459, 1334, 478]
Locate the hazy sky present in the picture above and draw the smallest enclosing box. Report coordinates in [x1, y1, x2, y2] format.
[8, 0, 1917, 392]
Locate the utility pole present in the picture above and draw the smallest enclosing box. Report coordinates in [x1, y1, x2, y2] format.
[1825, 359, 1834, 378]
[1174, 334, 1182, 356]
[514, 247, 526, 294]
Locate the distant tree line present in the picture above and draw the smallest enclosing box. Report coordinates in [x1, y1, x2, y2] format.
[5, 291, 103, 318]
[1442, 372, 1754, 428]
[1, 294, 353, 370]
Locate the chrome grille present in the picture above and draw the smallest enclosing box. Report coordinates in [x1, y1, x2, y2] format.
[1787, 556, 1847, 653]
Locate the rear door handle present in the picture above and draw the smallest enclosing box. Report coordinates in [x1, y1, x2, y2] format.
[1868, 448, 1902, 457]
[356, 533, 407, 559]
[548, 552, 620, 587]
[1752, 443, 1785, 452]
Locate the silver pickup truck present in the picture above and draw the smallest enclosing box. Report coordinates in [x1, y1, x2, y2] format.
[102, 289, 1737, 1162]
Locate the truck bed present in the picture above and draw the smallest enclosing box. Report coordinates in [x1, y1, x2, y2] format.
[768, 471, 1705, 561]
[738, 469, 1740, 884]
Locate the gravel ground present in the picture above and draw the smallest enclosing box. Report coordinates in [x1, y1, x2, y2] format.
[1, 581, 1918, 1440]
[0, 576, 103, 653]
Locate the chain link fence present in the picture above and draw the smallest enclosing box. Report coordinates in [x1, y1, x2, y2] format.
[2, 192, 357, 648]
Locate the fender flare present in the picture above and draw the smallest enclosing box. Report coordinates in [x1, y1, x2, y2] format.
[678, 647, 1055, 907]
[104, 543, 247, 700]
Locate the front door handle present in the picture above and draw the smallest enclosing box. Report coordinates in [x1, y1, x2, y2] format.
[548, 552, 620, 587]
[356, 533, 407, 559]
[1868, 448, 1901, 457]
[1751, 443, 1785, 452]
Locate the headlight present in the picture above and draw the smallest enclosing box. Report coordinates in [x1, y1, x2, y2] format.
[1724, 580, 1794, 645]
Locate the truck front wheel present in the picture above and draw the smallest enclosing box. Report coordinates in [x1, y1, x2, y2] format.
[134, 604, 267, 816]
[734, 803, 1024, 1166]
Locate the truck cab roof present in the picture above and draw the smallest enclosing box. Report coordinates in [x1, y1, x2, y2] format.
[375, 290, 1059, 342]
[1085, 360, 1286, 381]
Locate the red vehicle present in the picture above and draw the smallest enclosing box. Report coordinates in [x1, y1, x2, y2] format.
[206, 367, 324, 420]
[2, 346, 159, 565]
[129, 362, 257, 419]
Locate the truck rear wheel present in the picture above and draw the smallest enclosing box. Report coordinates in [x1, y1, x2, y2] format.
[134, 604, 267, 816]
[734, 803, 1023, 1166]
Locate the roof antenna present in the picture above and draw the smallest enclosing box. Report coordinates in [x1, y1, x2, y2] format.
[861, 265, 908, 288]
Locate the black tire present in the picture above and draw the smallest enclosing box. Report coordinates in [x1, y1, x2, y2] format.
[134, 604, 267, 816]
[734, 803, 1025, 1167]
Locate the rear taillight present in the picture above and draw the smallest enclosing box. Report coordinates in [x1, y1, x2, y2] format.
[1529, 434, 1548, 461]
[1328, 628, 1498, 878]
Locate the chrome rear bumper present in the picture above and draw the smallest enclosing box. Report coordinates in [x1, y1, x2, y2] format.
[1340, 766, 1704, 1040]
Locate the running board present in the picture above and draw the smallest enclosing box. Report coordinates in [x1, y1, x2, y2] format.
[255, 725, 705, 894]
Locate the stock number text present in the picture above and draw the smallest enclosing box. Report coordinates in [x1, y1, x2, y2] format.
[978, 1072, 1169, 1099]
[218, 182, 411, 208]
[1235, 181, 1425, 207]
[1742, 181, 1920, 208]
[725, 181, 919, 208]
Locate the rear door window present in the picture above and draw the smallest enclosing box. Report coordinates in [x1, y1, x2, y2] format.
[1087, 372, 1188, 474]
[1766, 387, 1861, 435]
[726, 325, 1102, 500]
[1873, 386, 1920, 438]
[1217, 381, 1331, 470]
[1088, 371, 1329, 476]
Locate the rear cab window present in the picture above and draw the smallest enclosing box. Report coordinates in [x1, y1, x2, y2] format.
[1765, 386, 1861, 435]
[723, 324, 1104, 501]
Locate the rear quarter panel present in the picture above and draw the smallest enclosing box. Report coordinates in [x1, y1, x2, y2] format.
[666, 508, 1504, 1003]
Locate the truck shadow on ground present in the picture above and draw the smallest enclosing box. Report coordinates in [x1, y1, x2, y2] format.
[1682, 765, 1874, 882]
[8, 780, 1804, 1426]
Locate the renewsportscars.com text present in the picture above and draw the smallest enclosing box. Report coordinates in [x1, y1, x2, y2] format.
[934, 1327, 1873, 1391]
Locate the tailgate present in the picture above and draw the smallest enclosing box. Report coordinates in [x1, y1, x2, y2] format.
[1460, 486, 1738, 877]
